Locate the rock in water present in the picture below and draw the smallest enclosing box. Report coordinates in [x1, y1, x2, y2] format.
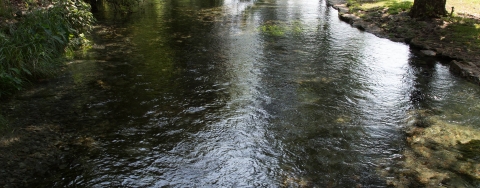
[421, 50, 436, 56]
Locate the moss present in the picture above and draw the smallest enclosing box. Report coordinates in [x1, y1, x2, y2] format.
[259, 20, 307, 37]
[260, 24, 286, 36]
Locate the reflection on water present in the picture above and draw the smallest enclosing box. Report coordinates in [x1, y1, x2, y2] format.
[45, 0, 480, 187]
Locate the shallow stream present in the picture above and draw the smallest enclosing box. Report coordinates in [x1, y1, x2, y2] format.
[43, 0, 480, 186]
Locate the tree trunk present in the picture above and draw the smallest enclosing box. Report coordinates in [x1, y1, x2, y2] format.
[410, 0, 447, 18]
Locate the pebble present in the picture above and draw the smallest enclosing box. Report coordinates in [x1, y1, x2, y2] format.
[421, 50, 436, 56]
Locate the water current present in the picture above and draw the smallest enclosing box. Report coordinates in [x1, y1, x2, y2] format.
[45, 0, 480, 186]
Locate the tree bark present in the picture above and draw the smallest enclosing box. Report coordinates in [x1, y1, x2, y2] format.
[409, 0, 447, 18]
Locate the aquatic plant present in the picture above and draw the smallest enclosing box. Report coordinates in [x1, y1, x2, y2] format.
[385, 113, 480, 186]
[259, 20, 305, 37]
[458, 139, 480, 162]
[260, 24, 285, 36]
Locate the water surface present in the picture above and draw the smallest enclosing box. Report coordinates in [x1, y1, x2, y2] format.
[48, 0, 480, 186]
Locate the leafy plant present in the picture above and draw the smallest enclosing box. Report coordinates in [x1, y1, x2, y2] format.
[0, 0, 94, 97]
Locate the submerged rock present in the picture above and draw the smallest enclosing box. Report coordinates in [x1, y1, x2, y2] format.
[450, 60, 480, 85]
[387, 114, 480, 186]
[420, 50, 436, 56]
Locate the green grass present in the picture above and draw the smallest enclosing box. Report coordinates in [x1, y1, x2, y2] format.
[348, 0, 479, 18]
[346, 0, 361, 12]
[346, 0, 480, 49]
[348, 0, 413, 14]
[440, 15, 480, 49]
[384, 0, 413, 14]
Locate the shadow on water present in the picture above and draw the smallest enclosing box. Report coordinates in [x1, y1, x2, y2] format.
[22, 0, 480, 187]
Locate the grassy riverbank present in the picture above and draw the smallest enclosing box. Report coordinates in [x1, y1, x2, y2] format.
[334, 0, 480, 85]
[0, 2, 94, 185]
[347, 0, 479, 49]
[0, 0, 94, 97]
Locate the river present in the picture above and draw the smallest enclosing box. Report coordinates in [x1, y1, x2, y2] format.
[44, 0, 480, 186]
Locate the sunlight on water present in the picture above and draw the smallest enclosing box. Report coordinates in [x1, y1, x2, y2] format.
[42, 0, 480, 187]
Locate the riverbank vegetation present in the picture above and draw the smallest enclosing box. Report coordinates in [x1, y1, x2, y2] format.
[347, 0, 413, 15]
[0, 0, 94, 97]
[340, 0, 480, 82]
[345, 0, 479, 44]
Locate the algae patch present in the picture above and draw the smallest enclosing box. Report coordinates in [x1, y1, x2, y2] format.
[458, 140, 480, 162]
[385, 112, 480, 187]
[258, 20, 305, 37]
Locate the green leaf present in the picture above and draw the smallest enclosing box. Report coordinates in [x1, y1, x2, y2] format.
[9, 68, 20, 74]
[52, 35, 64, 44]
[22, 68, 32, 75]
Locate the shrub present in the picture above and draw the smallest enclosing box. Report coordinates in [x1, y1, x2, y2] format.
[0, 0, 94, 97]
